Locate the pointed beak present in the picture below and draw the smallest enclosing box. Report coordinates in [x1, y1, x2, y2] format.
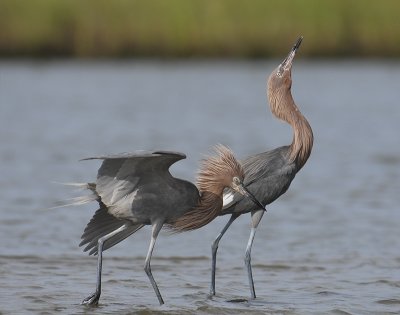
[236, 183, 266, 211]
[278, 36, 303, 74]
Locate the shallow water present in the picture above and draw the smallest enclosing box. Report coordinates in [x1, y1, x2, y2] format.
[0, 60, 399, 314]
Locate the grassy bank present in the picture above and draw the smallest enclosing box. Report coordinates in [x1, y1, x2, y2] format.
[0, 0, 399, 58]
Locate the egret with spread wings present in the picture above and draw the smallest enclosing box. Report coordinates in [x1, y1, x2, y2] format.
[73, 145, 264, 305]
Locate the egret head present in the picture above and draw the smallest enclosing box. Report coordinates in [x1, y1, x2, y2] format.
[197, 145, 265, 210]
[197, 144, 244, 193]
[268, 36, 303, 91]
[170, 145, 265, 232]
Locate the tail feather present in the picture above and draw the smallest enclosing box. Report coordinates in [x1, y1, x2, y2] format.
[87, 224, 144, 256]
[53, 181, 96, 191]
[80, 203, 144, 256]
[80, 219, 122, 238]
[56, 181, 90, 188]
[50, 182, 98, 209]
[56, 181, 144, 254]
[79, 220, 124, 247]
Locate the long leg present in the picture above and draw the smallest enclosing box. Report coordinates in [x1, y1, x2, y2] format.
[144, 221, 164, 305]
[210, 213, 239, 296]
[82, 224, 129, 305]
[244, 209, 264, 299]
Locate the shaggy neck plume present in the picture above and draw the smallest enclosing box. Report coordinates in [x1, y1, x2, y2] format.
[170, 145, 243, 232]
[170, 191, 223, 232]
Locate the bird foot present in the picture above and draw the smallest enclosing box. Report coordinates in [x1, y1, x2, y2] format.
[81, 291, 100, 306]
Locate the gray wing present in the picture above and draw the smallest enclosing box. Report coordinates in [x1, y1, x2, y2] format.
[79, 150, 186, 255]
[83, 150, 186, 209]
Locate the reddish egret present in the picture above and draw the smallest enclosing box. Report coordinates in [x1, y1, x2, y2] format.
[75, 145, 264, 305]
[208, 37, 313, 299]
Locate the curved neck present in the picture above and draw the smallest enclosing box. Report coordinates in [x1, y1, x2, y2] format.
[169, 145, 242, 232]
[169, 190, 223, 232]
[269, 87, 313, 170]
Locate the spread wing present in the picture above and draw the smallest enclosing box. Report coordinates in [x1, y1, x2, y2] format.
[79, 150, 187, 255]
[83, 150, 186, 208]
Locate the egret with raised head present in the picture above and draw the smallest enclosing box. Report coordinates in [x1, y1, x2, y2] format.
[207, 37, 314, 299]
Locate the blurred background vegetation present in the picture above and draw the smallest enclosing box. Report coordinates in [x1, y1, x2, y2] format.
[0, 0, 399, 58]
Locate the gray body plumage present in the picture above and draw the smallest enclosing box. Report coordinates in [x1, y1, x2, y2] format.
[80, 150, 199, 255]
[222, 146, 297, 215]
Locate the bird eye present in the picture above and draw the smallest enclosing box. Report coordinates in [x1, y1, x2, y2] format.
[233, 176, 241, 185]
[276, 67, 284, 77]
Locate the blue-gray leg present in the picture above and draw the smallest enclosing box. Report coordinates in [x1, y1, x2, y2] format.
[210, 213, 239, 296]
[144, 222, 164, 305]
[244, 209, 264, 299]
[82, 224, 129, 305]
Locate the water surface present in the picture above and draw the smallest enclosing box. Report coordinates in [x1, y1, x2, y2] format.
[0, 60, 399, 314]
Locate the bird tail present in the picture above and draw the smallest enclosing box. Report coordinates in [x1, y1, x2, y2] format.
[49, 182, 98, 209]
[79, 203, 144, 255]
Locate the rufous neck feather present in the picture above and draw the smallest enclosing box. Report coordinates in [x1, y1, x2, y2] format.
[268, 86, 313, 170]
[170, 145, 243, 232]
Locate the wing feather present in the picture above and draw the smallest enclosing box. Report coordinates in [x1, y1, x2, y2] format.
[79, 203, 144, 255]
[83, 150, 186, 209]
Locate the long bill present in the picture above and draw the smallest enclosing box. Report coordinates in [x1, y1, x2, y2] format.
[278, 36, 303, 74]
[237, 184, 266, 211]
